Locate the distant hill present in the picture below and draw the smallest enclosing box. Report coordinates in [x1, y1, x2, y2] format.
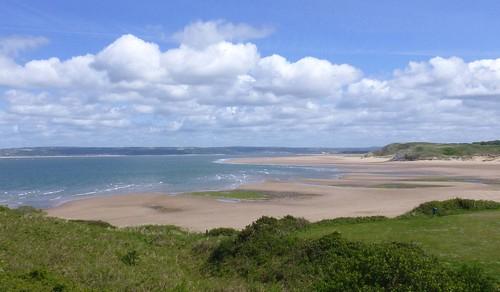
[371, 141, 500, 161]
[0, 146, 378, 157]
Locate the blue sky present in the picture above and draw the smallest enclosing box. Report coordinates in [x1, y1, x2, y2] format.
[1, 1, 500, 147]
[5, 1, 500, 74]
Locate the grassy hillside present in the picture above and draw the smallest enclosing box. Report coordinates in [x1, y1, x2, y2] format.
[1, 199, 499, 291]
[298, 199, 500, 282]
[0, 206, 255, 291]
[372, 140, 500, 160]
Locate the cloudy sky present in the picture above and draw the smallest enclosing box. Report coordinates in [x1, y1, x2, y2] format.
[1, 1, 500, 147]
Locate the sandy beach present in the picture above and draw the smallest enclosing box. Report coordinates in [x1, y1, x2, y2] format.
[47, 155, 500, 231]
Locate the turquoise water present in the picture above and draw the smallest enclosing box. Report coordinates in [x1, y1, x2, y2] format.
[0, 155, 338, 208]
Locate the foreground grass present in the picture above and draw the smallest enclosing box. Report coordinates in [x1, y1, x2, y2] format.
[0, 198, 499, 290]
[0, 207, 264, 291]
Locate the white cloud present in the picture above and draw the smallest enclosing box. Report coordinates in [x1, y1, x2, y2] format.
[0, 54, 107, 89]
[93, 34, 164, 82]
[254, 55, 361, 97]
[1, 21, 500, 147]
[162, 41, 259, 84]
[0, 36, 48, 56]
[172, 20, 273, 48]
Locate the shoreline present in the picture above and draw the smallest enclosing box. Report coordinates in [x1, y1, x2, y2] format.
[47, 155, 500, 231]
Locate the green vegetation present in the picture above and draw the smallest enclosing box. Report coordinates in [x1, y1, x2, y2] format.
[209, 216, 495, 291]
[190, 190, 270, 200]
[473, 140, 500, 146]
[1, 199, 499, 290]
[402, 197, 500, 217]
[206, 227, 239, 237]
[0, 206, 256, 291]
[372, 141, 500, 160]
[297, 199, 500, 283]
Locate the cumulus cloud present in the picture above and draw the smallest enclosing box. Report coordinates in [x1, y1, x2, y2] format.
[172, 20, 273, 48]
[162, 41, 259, 84]
[93, 34, 165, 82]
[1, 20, 500, 147]
[254, 55, 361, 97]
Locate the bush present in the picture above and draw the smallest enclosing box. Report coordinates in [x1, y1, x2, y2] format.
[206, 227, 239, 237]
[315, 216, 388, 226]
[209, 216, 308, 282]
[208, 215, 496, 291]
[69, 219, 115, 229]
[404, 198, 500, 217]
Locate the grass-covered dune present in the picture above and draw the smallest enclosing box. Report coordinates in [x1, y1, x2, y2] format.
[371, 140, 500, 160]
[1, 198, 500, 291]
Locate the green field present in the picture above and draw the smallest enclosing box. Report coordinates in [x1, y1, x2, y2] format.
[298, 211, 500, 282]
[372, 140, 500, 160]
[0, 198, 499, 291]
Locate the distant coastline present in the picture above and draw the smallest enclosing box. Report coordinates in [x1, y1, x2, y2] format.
[0, 146, 375, 157]
[0, 154, 227, 159]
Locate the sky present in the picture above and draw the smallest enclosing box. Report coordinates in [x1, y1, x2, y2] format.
[1, 0, 500, 147]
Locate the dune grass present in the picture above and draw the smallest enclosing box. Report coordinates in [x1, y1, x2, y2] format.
[0, 198, 499, 290]
[0, 206, 262, 291]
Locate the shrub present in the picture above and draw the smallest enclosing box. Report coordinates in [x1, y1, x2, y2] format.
[404, 198, 500, 217]
[209, 216, 308, 281]
[206, 227, 239, 237]
[70, 219, 115, 229]
[315, 216, 388, 226]
[208, 215, 496, 291]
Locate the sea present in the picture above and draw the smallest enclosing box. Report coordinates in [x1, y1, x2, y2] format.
[0, 155, 339, 208]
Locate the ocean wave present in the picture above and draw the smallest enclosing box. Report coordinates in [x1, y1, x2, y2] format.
[17, 191, 33, 197]
[102, 184, 135, 192]
[42, 189, 64, 195]
[213, 158, 229, 164]
[72, 191, 97, 197]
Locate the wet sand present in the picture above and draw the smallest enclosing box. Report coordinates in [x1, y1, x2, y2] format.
[47, 155, 500, 231]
